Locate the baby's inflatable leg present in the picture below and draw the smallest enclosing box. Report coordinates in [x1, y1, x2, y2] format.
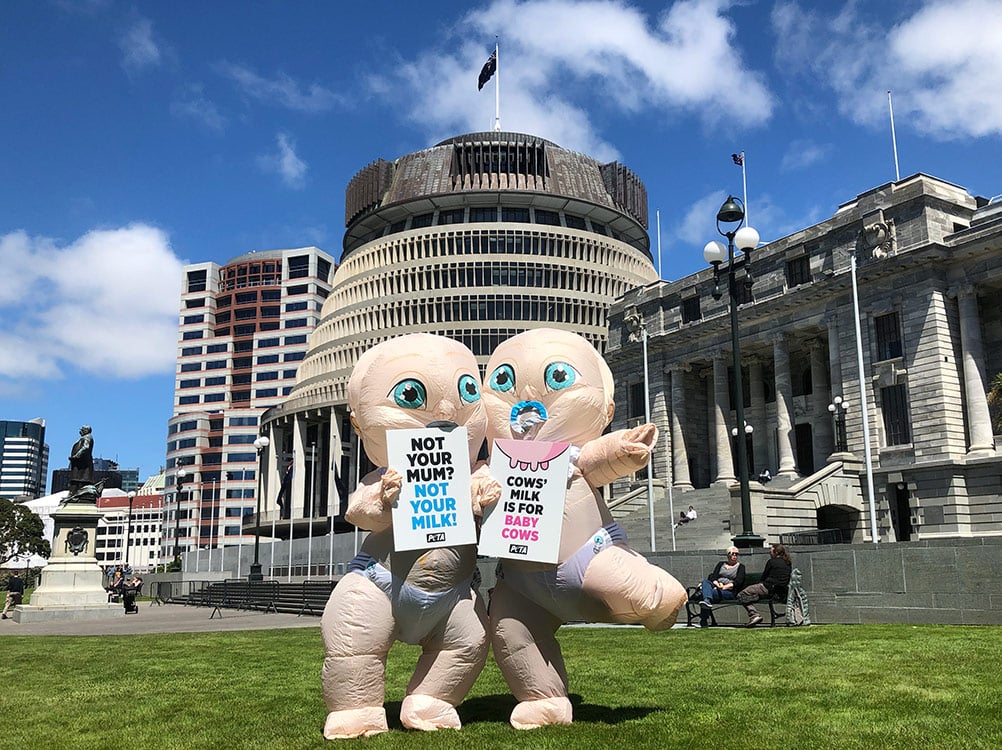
[320, 574, 396, 739]
[581, 545, 687, 631]
[489, 581, 572, 730]
[400, 590, 489, 731]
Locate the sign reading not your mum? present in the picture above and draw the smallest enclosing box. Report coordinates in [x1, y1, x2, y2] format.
[386, 426, 477, 551]
[478, 439, 570, 563]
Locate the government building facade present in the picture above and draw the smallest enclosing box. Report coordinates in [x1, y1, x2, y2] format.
[256, 131, 658, 556]
[605, 174, 1002, 548]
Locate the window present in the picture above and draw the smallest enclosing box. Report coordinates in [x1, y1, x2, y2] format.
[469, 207, 496, 222]
[317, 258, 332, 282]
[179, 395, 200, 405]
[228, 434, 258, 444]
[233, 340, 254, 352]
[881, 384, 911, 445]
[681, 296, 701, 324]
[217, 294, 232, 308]
[286, 284, 309, 296]
[185, 298, 206, 309]
[255, 388, 278, 398]
[283, 369, 298, 379]
[178, 420, 198, 432]
[179, 379, 200, 389]
[204, 376, 226, 386]
[181, 346, 202, 356]
[177, 438, 197, 449]
[186, 269, 207, 293]
[285, 318, 308, 328]
[534, 209, 560, 226]
[785, 255, 811, 287]
[261, 289, 281, 301]
[411, 213, 434, 228]
[590, 221, 607, 235]
[285, 301, 308, 312]
[735, 278, 754, 305]
[260, 321, 280, 331]
[502, 207, 529, 223]
[235, 291, 258, 304]
[235, 307, 257, 320]
[205, 360, 227, 370]
[229, 416, 259, 426]
[438, 209, 465, 225]
[234, 324, 256, 336]
[284, 351, 305, 362]
[285, 334, 307, 345]
[182, 331, 203, 340]
[183, 314, 204, 324]
[875, 312, 903, 360]
[261, 305, 281, 317]
[232, 356, 253, 369]
[256, 371, 279, 381]
[258, 337, 280, 348]
[564, 215, 586, 230]
[232, 373, 252, 385]
[206, 343, 228, 353]
[204, 392, 226, 402]
[180, 362, 201, 372]
[257, 354, 280, 365]
[288, 255, 310, 279]
[629, 382, 646, 419]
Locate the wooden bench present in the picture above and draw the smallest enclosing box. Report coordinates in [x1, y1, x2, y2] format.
[685, 572, 788, 628]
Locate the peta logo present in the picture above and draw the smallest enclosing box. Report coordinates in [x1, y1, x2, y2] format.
[426, 532, 446, 543]
[508, 544, 528, 555]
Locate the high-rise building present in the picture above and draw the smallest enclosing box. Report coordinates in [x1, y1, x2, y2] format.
[51, 458, 137, 494]
[0, 418, 49, 500]
[164, 247, 336, 566]
[256, 131, 658, 549]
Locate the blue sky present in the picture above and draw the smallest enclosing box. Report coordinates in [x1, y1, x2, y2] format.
[2, 0, 1000, 489]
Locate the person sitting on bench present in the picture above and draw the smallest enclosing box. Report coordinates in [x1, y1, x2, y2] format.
[738, 544, 791, 627]
[697, 547, 746, 626]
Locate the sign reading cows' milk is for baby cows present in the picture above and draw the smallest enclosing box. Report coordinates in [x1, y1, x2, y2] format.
[478, 439, 570, 563]
[386, 427, 477, 551]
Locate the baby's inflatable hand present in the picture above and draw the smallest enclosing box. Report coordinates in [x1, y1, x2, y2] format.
[470, 464, 502, 516]
[620, 423, 657, 459]
[380, 467, 402, 507]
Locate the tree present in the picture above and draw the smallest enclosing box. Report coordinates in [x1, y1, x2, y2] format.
[0, 498, 51, 565]
[988, 371, 1002, 433]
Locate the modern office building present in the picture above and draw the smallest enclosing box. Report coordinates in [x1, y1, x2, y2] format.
[164, 247, 336, 566]
[0, 418, 49, 500]
[255, 131, 659, 550]
[605, 174, 1002, 548]
[96, 492, 164, 572]
[51, 458, 139, 494]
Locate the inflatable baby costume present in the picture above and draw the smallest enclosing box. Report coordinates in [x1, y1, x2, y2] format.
[320, 334, 498, 738]
[482, 328, 687, 729]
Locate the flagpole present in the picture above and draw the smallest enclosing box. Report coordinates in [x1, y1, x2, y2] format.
[494, 39, 501, 132]
[655, 209, 662, 279]
[741, 151, 748, 225]
[888, 90, 900, 182]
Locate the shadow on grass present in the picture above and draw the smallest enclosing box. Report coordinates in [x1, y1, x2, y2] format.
[385, 694, 658, 729]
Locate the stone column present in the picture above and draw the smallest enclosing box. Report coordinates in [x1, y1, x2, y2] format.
[712, 353, 735, 483]
[748, 356, 768, 479]
[955, 285, 996, 455]
[811, 338, 835, 461]
[292, 413, 307, 520]
[669, 365, 693, 490]
[826, 314, 843, 397]
[772, 334, 798, 477]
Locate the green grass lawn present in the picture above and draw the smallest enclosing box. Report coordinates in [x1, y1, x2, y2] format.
[2, 624, 999, 749]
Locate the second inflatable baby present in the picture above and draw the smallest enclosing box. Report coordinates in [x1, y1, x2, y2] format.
[482, 327, 688, 730]
[320, 334, 498, 739]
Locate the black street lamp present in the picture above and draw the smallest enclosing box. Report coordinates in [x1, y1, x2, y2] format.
[249, 435, 270, 581]
[125, 490, 136, 569]
[829, 395, 848, 453]
[174, 468, 188, 565]
[704, 195, 764, 549]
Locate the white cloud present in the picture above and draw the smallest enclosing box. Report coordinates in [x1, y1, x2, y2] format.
[171, 84, 227, 132]
[219, 63, 341, 112]
[0, 225, 183, 381]
[371, 0, 774, 157]
[119, 18, 162, 73]
[257, 133, 308, 189]
[772, 0, 1002, 139]
[780, 140, 830, 172]
[675, 189, 728, 246]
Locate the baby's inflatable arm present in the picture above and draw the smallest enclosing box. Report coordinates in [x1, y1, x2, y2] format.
[575, 423, 658, 489]
[470, 461, 502, 517]
[344, 467, 402, 532]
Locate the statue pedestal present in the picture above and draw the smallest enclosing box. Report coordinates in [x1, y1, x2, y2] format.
[13, 502, 123, 624]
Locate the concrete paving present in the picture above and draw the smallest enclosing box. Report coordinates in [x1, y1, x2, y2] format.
[0, 603, 321, 637]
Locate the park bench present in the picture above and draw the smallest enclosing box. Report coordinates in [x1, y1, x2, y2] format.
[685, 570, 806, 628]
[297, 579, 337, 617]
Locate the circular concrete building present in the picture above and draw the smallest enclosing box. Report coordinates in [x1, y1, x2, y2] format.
[257, 130, 657, 548]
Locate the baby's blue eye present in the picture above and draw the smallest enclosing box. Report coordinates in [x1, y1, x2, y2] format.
[458, 374, 481, 403]
[391, 379, 426, 409]
[489, 364, 515, 392]
[544, 362, 577, 390]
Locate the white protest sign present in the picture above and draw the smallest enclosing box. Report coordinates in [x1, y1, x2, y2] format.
[386, 427, 477, 551]
[479, 439, 570, 563]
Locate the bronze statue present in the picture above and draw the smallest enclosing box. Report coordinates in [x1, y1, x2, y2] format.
[68, 425, 95, 490]
[60, 478, 106, 507]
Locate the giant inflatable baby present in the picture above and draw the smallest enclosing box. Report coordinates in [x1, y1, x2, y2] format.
[320, 334, 498, 739]
[482, 327, 687, 729]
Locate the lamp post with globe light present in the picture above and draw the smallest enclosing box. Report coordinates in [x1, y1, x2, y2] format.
[703, 195, 764, 549]
[249, 435, 270, 581]
[829, 395, 848, 453]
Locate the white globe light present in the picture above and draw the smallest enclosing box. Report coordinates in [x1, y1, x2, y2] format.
[734, 225, 760, 252]
[703, 240, 726, 264]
